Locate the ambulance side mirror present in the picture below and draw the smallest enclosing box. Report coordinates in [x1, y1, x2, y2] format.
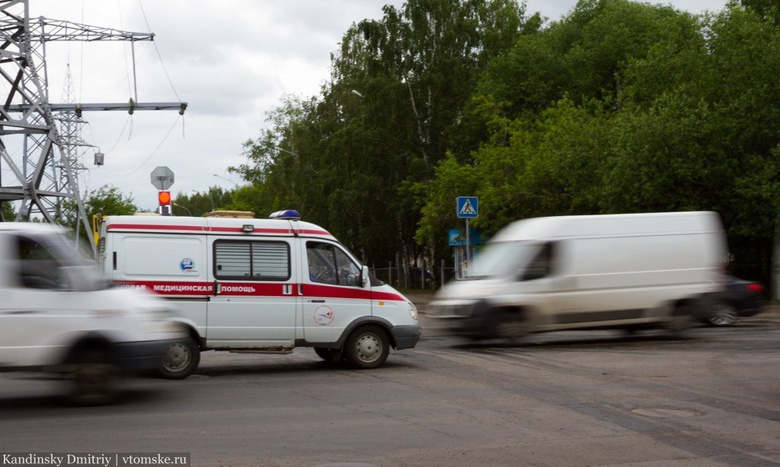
[361, 265, 370, 289]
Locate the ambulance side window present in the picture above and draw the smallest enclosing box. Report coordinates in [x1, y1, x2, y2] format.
[306, 241, 361, 287]
[214, 240, 290, 280]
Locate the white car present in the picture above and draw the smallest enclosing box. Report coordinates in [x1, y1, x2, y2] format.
[0, 223, 185, 405]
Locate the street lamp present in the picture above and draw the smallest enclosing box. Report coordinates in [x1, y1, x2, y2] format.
[274, 146, 300, 157]
[172, 203, 192, 216]
[213, 173, 238, 187]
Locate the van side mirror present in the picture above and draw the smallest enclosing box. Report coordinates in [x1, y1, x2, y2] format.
[361, 265, 370, 289]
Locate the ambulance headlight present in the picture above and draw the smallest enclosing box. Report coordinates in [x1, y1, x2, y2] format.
[407, 302, 418, 320]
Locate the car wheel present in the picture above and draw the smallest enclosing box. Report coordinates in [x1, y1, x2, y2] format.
[159, 337, 200, 379]
[314, 347, 340, 363]
[67, 349, 118, 406]
[344, 325, 389, 369]
[707, 303, 738, 326]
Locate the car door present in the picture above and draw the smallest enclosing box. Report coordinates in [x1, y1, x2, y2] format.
[0, 233, 80, 366]
[206, 237, 298, 348]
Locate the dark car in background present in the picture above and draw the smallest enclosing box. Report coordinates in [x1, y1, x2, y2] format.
[703, 276, 765, 326]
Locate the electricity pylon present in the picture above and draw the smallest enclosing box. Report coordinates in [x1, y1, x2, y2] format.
[0, 0, 186, 252]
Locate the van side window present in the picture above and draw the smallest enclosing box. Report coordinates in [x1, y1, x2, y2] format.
[16, 235, 64, 289]
[522, 242, 558, 281]
[214, 240, 290, 280]
[306, 241, 361, 287]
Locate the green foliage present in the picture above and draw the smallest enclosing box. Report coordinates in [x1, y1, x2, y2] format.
[1, 201, 15, 221]
[173, 187, 234, 217]
[225, 0, 780, 286]
[59, 185, 137, 241]
[416, 0, 780, 283]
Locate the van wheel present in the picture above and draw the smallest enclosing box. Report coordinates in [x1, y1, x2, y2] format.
[493, 310, 527, 343]
[344, 325, 389, 369]
[314, 347, 341, 363]
[159, 337, 200, 379]
[665, 305, 696, 336]
[67, 349, 119, 406]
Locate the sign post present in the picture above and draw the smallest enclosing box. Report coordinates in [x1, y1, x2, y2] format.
[151, 166, 175, 215]
[456, 196, 478, 277]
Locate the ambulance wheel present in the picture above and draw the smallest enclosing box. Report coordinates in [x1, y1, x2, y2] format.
[344, 325, 389, 369]
[314, 347, 341, 363]
[159, 337, 200, 379]
[66, 348, 119, 406]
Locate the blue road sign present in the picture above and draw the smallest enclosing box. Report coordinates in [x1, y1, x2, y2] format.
[457, 196, 478, 219]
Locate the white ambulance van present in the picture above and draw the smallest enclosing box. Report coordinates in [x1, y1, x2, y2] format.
[0, 222, 185, 405]
[431, 211, 726, 340]
[98, 210, 421, 377]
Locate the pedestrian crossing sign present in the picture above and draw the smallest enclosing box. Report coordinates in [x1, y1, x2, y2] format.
[457, 196, 478, 218]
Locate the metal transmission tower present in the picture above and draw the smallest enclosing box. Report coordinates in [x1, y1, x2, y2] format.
[0, 0, 186, 249]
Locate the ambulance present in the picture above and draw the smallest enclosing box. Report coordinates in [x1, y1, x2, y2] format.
[97, 210, 421, 378]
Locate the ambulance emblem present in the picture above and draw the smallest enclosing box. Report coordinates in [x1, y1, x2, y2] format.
[180, 258, 196, 272]
[314, 306, 334, 326]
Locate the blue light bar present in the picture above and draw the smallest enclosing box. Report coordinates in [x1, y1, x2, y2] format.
[269, 209, 301, 220]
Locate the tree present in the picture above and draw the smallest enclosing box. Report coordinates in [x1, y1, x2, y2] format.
[235, 0, 530, 271]
[1, 201, 14, 221]
[59, 185, 137, 247]
[173, 187, 233, 217]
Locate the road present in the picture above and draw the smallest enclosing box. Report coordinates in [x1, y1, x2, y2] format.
[1, 299, 779, 466]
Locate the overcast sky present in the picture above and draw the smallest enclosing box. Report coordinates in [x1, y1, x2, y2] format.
[29, 0, 727, 211]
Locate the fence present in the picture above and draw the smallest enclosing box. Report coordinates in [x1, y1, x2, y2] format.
[371, 260, 459, 290]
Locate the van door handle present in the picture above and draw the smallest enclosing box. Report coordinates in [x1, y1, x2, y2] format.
[310, 300, 325, 303]
[213, 280, 221, 295]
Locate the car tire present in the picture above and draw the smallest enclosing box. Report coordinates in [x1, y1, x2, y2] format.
[159, 337, 200, 379]
[706, 303, 738, 326]
[344, 325, 389, 369]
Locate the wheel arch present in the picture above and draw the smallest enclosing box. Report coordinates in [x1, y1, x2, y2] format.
[59, 332, 116, 366]
[333, 317, 395, 349]
[670, 295, 712, 320]
[169, 318, 204, 350]
[474, 298, 538, 335]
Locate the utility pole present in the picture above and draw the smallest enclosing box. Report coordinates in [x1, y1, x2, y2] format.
[0, 1, 187, 253]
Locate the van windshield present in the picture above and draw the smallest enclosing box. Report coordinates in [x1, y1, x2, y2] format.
[469, 241, 540, 279]
[23, 233, 109, 292]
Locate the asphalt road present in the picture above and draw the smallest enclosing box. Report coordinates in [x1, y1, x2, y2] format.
[1, 298, 779, 467]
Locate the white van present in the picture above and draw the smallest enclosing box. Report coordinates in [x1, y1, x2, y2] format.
[431, 211, 726, 340]
[0, 223, 184, 404]
[97, 210, 421, 377]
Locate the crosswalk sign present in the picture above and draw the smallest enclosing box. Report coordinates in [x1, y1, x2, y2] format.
[457, 196, 478, 219]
